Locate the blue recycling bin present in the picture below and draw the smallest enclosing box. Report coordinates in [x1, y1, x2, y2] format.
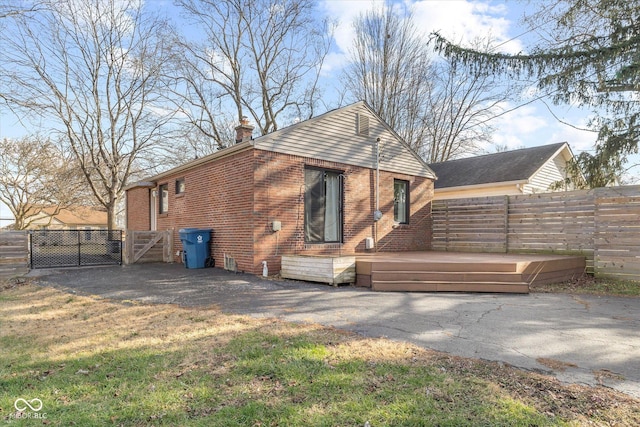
[178, 228, 212, 269]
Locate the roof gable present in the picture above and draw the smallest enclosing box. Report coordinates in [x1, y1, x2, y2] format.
[139, 102, 435, 184]
[253, 101, 435, 178]
[429, 143, 570, 189]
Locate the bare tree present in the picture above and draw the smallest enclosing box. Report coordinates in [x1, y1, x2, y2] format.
[343, 3, 432, 153]
[0, 136, 87, 230]
[170, 124, 237, 164]
[175, 0, 332, 143]
[0, 0, 176, 230]
[165, 35, 235, 155]
[343, 3, 512, 162]
[422, 56, 509, 163]
[0, 2, 45, 20]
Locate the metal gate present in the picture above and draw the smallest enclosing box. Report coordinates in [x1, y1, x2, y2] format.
[30, 230, 122, 268]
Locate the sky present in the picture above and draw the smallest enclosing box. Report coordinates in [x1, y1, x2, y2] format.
[0, 0, 600, 152]
[318, 0, 600, 155]
[0, 0, 637, 226]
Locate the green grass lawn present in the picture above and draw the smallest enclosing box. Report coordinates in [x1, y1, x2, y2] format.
[1, 282, 638, 426]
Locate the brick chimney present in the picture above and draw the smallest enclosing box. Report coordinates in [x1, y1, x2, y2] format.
[235, 116, 254, 143]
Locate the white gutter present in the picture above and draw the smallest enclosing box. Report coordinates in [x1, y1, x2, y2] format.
[434, 179, 529, 193]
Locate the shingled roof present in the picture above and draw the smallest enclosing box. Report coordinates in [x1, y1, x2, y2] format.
[25, 205, 108, 226]
[428, 142, 568, 189]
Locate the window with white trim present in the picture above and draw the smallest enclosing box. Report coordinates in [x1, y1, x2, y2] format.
[393, 179, 409, 224]
[304, 168, 343, 243]
[175, 178, 185, 195]
[159, 184, 169, 214]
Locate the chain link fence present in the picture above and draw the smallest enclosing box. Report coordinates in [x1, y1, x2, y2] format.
[30, 230, 122, 268]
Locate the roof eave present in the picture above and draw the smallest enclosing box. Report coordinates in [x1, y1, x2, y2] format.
[127, 141, 254, 188]
[124, 181, 156, 191]
[526, 142, 572, 181]
[434, 179, 528, 192]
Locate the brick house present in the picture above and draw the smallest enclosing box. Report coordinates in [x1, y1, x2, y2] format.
[125, 101, 436, 275]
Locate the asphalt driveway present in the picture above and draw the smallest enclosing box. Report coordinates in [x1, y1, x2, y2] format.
[31, 263, 640, 398]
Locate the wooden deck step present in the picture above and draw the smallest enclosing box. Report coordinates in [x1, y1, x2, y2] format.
[357, 260, 519, 274]
[355, 252, 586, 293]
[372, 270, 526, 283]
[522, 267, 586, 286]
[517, 257, 586, 274]
[372, 281, 530, 293]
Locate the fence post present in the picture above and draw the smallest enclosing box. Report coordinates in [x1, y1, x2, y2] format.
[124, 230, 132, 265]
[119, 230, 123, 265]
[29, 231, 34, 270]
[77, 230, 81, 266]
[164, 230, 173, 262]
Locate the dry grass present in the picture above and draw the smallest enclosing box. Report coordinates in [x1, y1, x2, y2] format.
[536, 357, 579, 372]
[1, 280, 639, 426]
[531, 274, 640, 297]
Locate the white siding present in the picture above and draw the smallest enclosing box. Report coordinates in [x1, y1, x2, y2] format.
[253, 102, 434, 178]
[523, 155, 567, 194]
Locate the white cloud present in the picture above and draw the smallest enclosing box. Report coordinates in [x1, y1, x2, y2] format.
[489, 102, 548, 150]
[488, 99, 599, 156]
[411, 0, 522, 54]
[318, 0, 524, 74]
[319, 0, 380, 72]
[547, 120, 597, 152]
[320, 0, 374, 45]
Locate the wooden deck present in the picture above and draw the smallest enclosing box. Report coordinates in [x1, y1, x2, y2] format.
[355, 252, 586, 293]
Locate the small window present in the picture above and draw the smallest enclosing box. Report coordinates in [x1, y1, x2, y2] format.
[158, 183, 169, 214]
[176, 178, 185, 194]
[393, 179, 409, 224]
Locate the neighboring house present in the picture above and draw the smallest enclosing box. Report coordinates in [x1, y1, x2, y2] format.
[428, 142, 578, 200]
[126, 101, 436, 275]
[23, 206, 108, 230]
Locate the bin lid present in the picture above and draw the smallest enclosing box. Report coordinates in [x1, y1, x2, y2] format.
[179, 228, 212, 234]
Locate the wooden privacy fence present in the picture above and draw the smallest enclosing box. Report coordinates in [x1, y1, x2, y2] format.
[124, 230, 173, 264]
[0, 231, 29, 278]
[432, 185, 640, 280]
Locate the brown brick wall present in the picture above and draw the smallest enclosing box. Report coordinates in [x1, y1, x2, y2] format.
[252, 149, 433, 274]
[126, 187, 151, 230]
[154, 149, 255, 271]
[126, 147, 433, 276]
[375, 173, 433, 252]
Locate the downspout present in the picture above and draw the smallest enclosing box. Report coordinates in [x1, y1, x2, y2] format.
[376, 137, 380, 216]
[373, 137, 383, 251]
